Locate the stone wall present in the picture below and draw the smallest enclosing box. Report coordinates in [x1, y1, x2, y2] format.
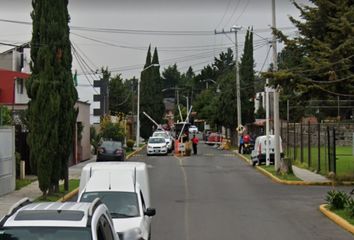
[0, 126, 15, 196]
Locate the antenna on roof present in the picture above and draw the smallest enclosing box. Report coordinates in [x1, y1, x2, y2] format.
[133, 167, 137, 193]
[109, 172, 111, 190]
[89, 166, 92, 178]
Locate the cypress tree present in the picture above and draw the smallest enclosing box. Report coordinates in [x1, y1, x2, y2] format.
[140, 46, 164, 139]
[26, 0, 77, 196]
[239, 28, 255, 124]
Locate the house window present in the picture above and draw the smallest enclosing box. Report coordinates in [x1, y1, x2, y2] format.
[17, 78, 23, 94]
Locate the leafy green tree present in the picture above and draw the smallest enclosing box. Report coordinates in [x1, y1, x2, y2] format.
[216, 70, 237, 142]
[214, 48, 234, 76]
[162, 64, 182, 98]
[239, 28, 255, 124]
[26, 0, 77, 196]
[140, 46, 165, 139]
[109, 74, 132, 115]
[0, 106, 12, 125]
[268, 0, 354, 120]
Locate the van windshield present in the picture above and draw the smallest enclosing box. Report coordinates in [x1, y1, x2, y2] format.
[80, 191, 140, 218]
[0, 227, 92, 240]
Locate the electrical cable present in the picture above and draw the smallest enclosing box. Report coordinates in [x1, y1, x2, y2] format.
[224, 0, 242, 28]
[215, 0, 234, 29]
[234, 0, 251, 23]
[71, 44, 99, 94]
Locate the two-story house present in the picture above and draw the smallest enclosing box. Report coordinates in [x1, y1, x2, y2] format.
[0, 45, 91, 174]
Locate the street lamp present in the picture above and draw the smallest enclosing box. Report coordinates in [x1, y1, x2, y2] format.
[201, 79, 220, 93]
[136, 63, 159, 148]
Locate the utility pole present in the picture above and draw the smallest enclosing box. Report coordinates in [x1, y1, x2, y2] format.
[265, 79, 270, 166]
[272, 0, 281, 171]
[215, 25, 242, 145]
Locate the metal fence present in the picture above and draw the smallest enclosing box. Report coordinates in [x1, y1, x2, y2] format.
[281, 122, 354, 180]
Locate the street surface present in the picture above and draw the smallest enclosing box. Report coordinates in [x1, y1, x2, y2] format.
[129, 142, 353, 240]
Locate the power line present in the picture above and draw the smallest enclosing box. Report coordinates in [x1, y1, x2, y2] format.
[224, 0, 242, 28]
[215, 0, 234, 29]
[234, 0, 251, 23]
[71, 44, 99, 94]
[0, 18, 296, 36]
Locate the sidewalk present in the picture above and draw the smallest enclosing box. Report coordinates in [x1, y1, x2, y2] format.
[233, 150, 330, 183]
[292, 166, 329, 182]
[0, 156, 96, 218]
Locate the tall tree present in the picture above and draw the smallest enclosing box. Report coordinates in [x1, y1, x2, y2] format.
[109, 74, 132, 115]
[26, 0, 77, 196]
[239, 28, 255, 124]
[140, 46, 164, 139]
[162, 64, 181, 98]
[268, 0, 354, 120]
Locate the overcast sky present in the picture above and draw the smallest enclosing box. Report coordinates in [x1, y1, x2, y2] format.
[0, 0, 310, 122]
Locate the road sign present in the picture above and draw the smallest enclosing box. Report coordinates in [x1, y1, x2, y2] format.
[236, 125, 245, 134]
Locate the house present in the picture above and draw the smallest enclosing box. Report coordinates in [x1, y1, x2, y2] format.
[0, 68, 91, 173]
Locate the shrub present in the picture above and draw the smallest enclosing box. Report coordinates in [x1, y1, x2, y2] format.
[325, 190, 350, 210]
[127, 139, 135, 150]
[346, 198, 354, 217]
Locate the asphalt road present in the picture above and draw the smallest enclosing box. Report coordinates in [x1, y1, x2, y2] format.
[130, 142, 354, 240]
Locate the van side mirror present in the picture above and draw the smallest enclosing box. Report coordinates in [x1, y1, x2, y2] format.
[144, 208, 156, 217]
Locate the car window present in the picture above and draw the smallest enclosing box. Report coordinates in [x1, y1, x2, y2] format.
[0, 227, 92, 240]
[101, 141, 122, 150]
[148, 138, 165, 144]
[80, 192, 140, 218]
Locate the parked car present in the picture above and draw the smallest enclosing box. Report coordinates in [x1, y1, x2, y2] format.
[152, 130, 174, 152]
[147, 137, 168, 156]
[78, 162, 155, 240]
[203, 130, 211, 141]
[97, 140, 125, 162]
[188, 125, 198, 134]
[250, 135, 283, 166]
[0, 198, 120, 240]
[206, 132, 222, 145]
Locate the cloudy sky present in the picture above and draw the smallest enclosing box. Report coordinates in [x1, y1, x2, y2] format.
[0, 0, 310, 122]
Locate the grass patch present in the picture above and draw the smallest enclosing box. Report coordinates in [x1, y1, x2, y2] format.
[35, 179, 80, 202]
[240, 153, 302, 181]
[329, 207, 354, 225]
[16, 178, 37, 190]
[259, 165, 302, 181]
[126, 149, 134, 155]
[287, 146, 354, 178]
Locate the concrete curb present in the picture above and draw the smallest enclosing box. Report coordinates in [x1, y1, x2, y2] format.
[58, 187, 79, 202]
[126, 145, 146, 160]
[234, 152, 333, 186]
[319, 204, 354, 235]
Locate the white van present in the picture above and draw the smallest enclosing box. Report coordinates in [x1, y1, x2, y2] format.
[250, 135, 283, 166]
[79, 162, 151, 208]
[78, 162, 154, 240]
